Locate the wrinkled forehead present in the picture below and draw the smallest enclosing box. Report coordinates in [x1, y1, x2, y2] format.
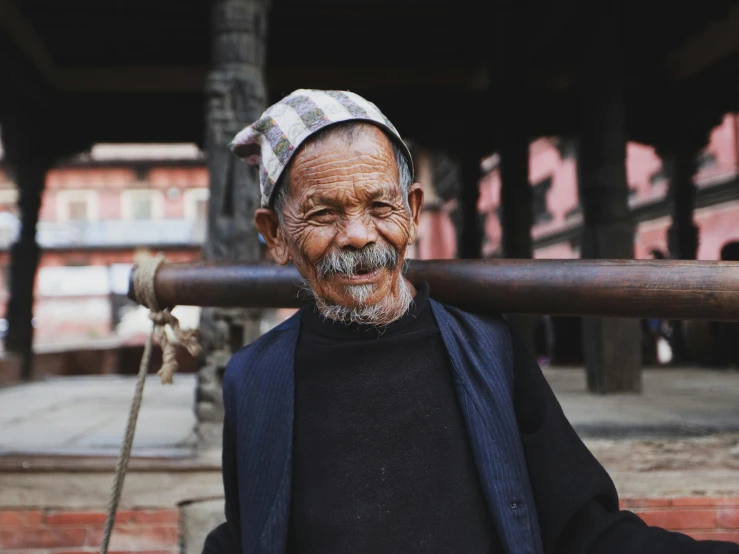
[287, 125, 402, 203]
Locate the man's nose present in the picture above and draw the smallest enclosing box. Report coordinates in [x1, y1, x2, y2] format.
[336, 215, 378, 250]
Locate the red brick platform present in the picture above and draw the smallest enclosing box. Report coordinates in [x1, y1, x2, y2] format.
[1, 499, 738, 553]
[0, 508, 179, 554]
[623, 497, 739, 544]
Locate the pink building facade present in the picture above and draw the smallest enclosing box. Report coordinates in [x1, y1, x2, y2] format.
[478, 113, 739, 261]
[0, 145, 208, 346]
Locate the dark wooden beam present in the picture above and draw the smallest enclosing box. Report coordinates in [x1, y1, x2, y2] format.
[665, 5, 739, 80]
[129, 259, 739, 321]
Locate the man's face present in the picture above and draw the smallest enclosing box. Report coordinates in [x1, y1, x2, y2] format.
[255, 125, 423, 311]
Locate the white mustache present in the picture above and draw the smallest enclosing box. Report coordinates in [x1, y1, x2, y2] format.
[315, 243, 399, 279]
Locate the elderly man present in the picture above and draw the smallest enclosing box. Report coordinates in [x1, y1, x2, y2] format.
[203, 90, 738, 554]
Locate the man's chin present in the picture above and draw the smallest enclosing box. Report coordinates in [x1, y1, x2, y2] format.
[327, 284, 382, 309]
[308, 275, 413, 326]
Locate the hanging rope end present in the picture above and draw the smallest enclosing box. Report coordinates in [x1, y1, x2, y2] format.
[135, 256, 201, 387]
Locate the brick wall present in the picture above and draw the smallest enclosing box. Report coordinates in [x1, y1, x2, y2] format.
[0, 509, 179, 554]
[1, 499, 737, 552]
[623, 497, 739, 544]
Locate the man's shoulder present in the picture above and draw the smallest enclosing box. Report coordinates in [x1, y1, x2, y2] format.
[429, 298, 510, 334]
[222, 309, 302, 391]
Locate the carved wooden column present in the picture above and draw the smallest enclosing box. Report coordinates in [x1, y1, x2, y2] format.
[3, 159, 48, 381]
[196, 0, 269, 447]
[577, 0, 642, 393]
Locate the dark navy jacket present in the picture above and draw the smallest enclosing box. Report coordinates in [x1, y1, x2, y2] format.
[222, 299, 544, 554]
[216, 302, 739, 554]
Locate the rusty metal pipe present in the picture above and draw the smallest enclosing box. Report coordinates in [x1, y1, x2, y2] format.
[128, 259, 739, 320]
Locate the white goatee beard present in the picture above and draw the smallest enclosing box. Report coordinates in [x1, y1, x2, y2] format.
[299, 242, 414, 327]
[311, 277, 414, 327]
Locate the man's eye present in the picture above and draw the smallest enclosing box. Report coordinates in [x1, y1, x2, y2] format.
[371, 202, 392, 212]
[310, 209, 334, 221]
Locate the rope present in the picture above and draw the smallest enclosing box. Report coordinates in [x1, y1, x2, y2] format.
[133, 254, 202, 384]
[100, 327, 155, 554]
[100, 254, 201, 554]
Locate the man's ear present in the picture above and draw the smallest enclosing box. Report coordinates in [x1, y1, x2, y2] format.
[255, 208, 290, 264]
[406, 183, 424, 245]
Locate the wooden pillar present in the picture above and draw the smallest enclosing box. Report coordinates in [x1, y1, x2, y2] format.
[658, 140, 702, 363]
[577, 0, 642, 393]
[497, 4, 536, 351]
[456, 152, 483, 259]
[499, 137, 532, 258]
[4, 161, 47, 381]
[663, 147, 700, 261]
[497, 4, 532, 260]
[196, 0, 269, 447]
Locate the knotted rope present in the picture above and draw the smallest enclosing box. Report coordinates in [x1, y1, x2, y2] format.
[100, 254, 201, 554]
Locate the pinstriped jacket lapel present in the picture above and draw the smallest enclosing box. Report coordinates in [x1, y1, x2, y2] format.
[223, 312, 301, 554]
[430, 300, 543, 554]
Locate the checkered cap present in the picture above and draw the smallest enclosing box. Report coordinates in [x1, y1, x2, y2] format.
[229, 89, 413, 207]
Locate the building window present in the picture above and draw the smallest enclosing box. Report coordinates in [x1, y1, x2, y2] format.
[183, 188, 210, 221]
[67, 199, 88, 221]
[531, 177, 553, 225]
[0, 188, 19, 215]
[131, 195, 152, 220]
[697, 152, 717, 171]
[57, 190, 100, 221]
[649, 167, 667, 186]
[121, 190, 164, 220]
[565, 203, 582, 220]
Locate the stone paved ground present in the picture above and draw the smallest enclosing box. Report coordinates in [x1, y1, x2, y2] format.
[545, 367, 739, 437]
[1, 367, 738, 465]
[0, 374, 196, 457]
[1, 368, 738, 502]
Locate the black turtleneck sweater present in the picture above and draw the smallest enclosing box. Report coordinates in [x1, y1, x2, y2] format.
[287, 282, 500, 553]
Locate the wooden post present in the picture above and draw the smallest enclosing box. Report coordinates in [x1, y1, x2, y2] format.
[497, 4, 536, 351]
[658, 140, 703, 363]
[196, 0, 269, 447]
[663, 146, 700, 261]
[497, 5, 532, 261]
[4, 161, 47, 381]
[456, 152, 483, 259]
[577, 0, 642, 393]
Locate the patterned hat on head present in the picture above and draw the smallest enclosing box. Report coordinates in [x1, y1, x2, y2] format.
[229, 89, 414, 207]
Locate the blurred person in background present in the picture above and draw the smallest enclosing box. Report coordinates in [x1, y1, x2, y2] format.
[643, 249, 672, 365]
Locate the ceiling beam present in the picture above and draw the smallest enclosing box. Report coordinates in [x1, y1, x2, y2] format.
[267, 63, 491, 91]
[0, 0, 208, 93]
[666, 5, 739, 80]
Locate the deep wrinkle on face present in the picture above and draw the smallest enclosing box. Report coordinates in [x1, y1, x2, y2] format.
[264, 124, 422, 312]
